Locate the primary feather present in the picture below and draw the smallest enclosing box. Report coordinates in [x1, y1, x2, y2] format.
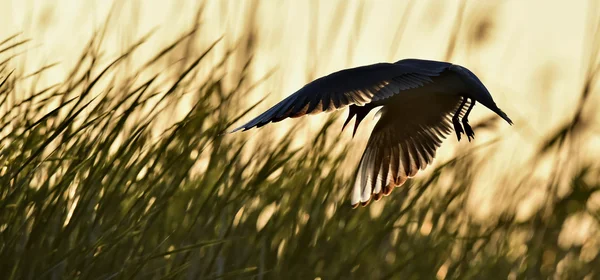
[230, 59, 453, 133]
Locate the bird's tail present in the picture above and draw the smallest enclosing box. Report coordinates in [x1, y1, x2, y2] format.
[342, 104, 375, 137]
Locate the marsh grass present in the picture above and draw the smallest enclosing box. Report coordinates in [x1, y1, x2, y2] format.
[0, 4, 599, 280]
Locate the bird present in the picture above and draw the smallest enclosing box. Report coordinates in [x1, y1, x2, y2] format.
[229, 58, 513, 208]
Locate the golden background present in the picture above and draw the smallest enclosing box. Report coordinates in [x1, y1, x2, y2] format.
[1, 0, 599, 278]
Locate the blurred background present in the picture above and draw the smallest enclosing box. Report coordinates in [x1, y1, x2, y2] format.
[0, 0, 599, 279]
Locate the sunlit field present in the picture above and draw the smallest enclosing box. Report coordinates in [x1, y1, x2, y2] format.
[1, 0, 599, 279]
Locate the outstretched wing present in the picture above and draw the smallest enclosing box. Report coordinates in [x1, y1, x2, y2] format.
[351, 93, 468, 207]
[230, 59, 452, 132]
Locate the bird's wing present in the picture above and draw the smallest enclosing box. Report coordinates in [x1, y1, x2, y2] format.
[351, 93, 466, 208]
[230, 60, 452, 132]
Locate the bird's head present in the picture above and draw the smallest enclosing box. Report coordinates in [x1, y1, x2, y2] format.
[450, 65, 513, 125]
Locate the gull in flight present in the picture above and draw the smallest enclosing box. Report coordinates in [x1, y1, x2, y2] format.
[230, 59, 512, 208]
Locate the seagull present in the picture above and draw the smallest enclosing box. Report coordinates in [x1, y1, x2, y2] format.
[230, 59, 512, 208]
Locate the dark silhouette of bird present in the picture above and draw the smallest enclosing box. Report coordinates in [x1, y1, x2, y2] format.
[230, 59, 513, 208]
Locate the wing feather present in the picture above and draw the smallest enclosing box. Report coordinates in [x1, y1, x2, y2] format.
[230, 60, 453, 132]
[350, 93, 464, 208]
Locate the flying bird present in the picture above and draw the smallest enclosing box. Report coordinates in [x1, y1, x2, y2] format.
[230, 59, 512, 208]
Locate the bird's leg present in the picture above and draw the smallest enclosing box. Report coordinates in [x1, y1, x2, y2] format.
[452, 97, 467, 141]
[462, 99, 476, 142]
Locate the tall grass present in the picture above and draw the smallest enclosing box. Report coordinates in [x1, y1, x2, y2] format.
[0, 3, 599, 280]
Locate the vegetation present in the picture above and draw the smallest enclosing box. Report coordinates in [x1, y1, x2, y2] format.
[0, 2, 599, 279]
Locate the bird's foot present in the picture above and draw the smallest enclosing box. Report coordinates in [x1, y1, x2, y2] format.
[452, 117, 464, 141]
[462, 119, 475, 142]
